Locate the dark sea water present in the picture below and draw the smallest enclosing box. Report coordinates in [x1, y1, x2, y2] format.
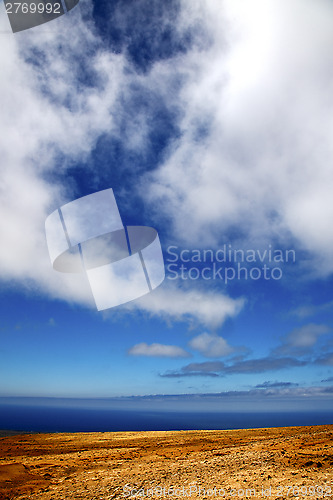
[0, 405, 332, 433]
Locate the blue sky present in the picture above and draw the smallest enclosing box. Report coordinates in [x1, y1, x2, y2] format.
[0, 0, 333, 413]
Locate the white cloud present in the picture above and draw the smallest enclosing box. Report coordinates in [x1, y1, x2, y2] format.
[0, 1, 128, 306]
[126, 283, 245, 328]
[290, 301, 333, 319]
[275, 323, 331, 355]
[286, 324, 330, 347]
[188, 332, 234, 358]
[0, 2, 249, 326]
[143, 0, 333, 276]
[128, 342, 190, 358]
[2, 0, 332, 321]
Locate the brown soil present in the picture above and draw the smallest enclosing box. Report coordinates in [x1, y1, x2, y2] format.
[0, 425, 332, 500]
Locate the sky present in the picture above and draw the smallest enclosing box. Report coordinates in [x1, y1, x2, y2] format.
[0, 0, 333, 413]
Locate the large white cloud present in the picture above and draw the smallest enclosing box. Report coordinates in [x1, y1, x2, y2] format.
[0, 1, 247, 328]
[1, 0, 332, 323]
[144, 0, 333, 276]
[0, 1, 127, 305]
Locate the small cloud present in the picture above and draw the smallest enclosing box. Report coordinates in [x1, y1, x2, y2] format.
[48, 318, 56, 327]
[321, 376, 333, 383]
[289, 305, 317, 319]
[274, 323, 331, 356]
[128, 284, 245, 329]
[188, 332, 234, 358]
[160, 356, 305, 378]
[160, 361, 225, 378]
[228, 348, 252, 363]
[128, 342, 190, 358]
[255, 381, 298, 389]
[184, 361, 225, 373]
[226, 356, 306, 374]
[316, 352, 333, 366]
[290, 301, 333, 319]
[160, 371, 220, 378]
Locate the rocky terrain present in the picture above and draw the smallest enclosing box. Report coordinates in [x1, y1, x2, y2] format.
[0, 425, 332, 499]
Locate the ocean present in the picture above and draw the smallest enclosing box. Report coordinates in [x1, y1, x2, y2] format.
[0, 404, 332, 433]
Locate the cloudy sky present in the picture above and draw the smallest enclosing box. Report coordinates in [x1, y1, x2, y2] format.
[1, 0, 333, 413]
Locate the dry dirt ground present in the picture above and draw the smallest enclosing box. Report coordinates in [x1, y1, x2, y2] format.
[0, 425, 332, 500]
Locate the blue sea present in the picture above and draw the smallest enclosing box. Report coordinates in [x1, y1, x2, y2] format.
[0, 404, 332, 433]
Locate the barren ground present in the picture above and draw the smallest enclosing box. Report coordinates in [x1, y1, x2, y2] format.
[0, 425, 332, 500]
